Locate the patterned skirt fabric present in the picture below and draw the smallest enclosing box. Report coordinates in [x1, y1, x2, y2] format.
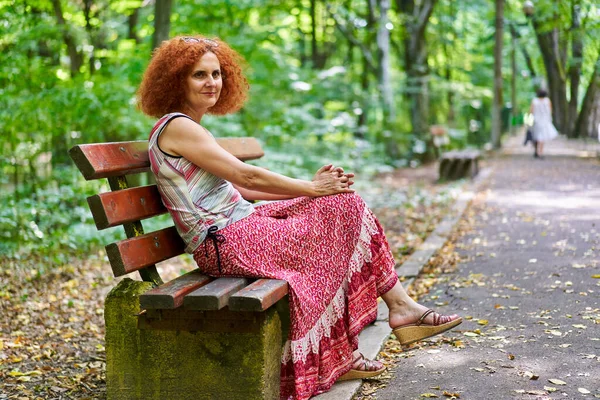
[193, 193, 398, 400]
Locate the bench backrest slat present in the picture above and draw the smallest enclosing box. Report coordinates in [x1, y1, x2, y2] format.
[69, 138, 264, 180]
[88, 185, 167, 230]
[106, 226, 185, 276]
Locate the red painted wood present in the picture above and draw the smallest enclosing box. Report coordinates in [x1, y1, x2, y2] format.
[69, 138, 264, 180]
[69, 141, 150, 180]
[228, 279, 288, 312]
[106, 226, 185, 276]
[87, 185, 166, 230]
[139, 270, 212, 309]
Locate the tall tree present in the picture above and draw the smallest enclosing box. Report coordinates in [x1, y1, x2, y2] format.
[574, 54, 600, 139]
[491, 0, 504, 149]
[566, 1, 583, 137]
[377, 0, 393, 128]
[396, 0, 437, 161]
[50, 0, 83, 77]
[152, 0, 172, 49]
[529, 1, 568, 133]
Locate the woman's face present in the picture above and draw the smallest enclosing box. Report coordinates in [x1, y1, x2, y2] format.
[183, 51, 222, 115]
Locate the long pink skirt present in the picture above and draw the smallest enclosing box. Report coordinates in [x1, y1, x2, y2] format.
[193, 193, 398, 400]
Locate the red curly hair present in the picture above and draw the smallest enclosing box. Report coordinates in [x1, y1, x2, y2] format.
[137, 36, 249, 118]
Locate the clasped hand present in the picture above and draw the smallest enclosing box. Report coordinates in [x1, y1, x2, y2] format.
[312, 164, 355, 196]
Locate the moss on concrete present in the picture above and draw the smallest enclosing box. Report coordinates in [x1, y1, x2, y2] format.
[105, 278, 282, 400]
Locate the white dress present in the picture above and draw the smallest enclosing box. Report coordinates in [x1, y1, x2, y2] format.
[532, 97, 559, 142]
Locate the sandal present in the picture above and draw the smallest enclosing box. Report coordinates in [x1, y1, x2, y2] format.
[392, 309, 462, 347]
[337, 353, 386, 381]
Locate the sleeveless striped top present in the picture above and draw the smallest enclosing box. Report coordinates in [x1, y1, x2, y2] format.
[148, 113, 255, 254]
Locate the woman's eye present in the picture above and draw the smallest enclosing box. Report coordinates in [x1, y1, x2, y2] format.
[212, 71, 221, 78]
[194, 71, 206, 78]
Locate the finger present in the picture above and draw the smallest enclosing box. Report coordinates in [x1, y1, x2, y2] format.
[344, 173, 355, 178]
[316, 164, 333, 174]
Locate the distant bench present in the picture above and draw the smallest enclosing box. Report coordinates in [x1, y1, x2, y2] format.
[438, 150, 481, 181]
[69, 138, 288, 399]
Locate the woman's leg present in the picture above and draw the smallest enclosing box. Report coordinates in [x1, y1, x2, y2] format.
[382, 280, 458, 328]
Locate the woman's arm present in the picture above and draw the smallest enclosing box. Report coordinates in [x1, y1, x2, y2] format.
[232, 184, 296, 201]
[158, 117, 354, 197]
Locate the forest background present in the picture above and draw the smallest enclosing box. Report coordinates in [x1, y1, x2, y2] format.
[1, 0, 599, 270]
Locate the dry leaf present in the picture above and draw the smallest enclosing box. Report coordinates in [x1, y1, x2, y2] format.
[578, 388, 591, 394]
[420, 393, 439, 398]
[526, 390, 547, 395]
[548, 378, 566, 385]
[442, 391, 461, 398]
[544, 386, 557, 392]
[477, 319, 489, 326]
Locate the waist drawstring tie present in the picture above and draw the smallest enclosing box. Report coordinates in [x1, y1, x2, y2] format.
[205, 226, 226, 274]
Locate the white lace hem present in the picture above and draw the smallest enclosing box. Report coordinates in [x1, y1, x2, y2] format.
[281, 208, 379, 364]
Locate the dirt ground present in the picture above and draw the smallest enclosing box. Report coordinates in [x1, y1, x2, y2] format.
[0, 162, 460, 400]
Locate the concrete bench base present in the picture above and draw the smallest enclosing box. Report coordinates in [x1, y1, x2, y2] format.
[105, 279, 282, 400]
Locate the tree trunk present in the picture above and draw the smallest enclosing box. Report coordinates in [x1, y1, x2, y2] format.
[376, 0, 397, 157]
[531, 12, 568, 133]
[574, 55, 599, 138]
[310, 0, 319, 68]
[50, 0, 83, 77]
[83, 0, 96, 74]
[491, 0, 504, 149]
[128, 8, 141, 43]
[152, 0, 173, 50]
[397, 0, 436, 161]
[444, 1, 455, 124]
[566, 2, 582, 137]
[509, 24, 517, 132]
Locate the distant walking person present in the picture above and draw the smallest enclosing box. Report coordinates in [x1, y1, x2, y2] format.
[529, 88, 558, 158]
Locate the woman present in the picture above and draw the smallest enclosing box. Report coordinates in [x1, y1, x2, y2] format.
[529, 88, 558, 158]
[137, 35, 462, 400]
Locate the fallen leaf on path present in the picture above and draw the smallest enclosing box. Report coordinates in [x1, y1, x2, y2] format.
[578, 388, 591, 394]
[420, 393, 439, 398]
[523, 371, 539, 380]
[548, 379, 566, 385]
[544, 386, 557, 392]
[442, 391, 460, 398]
[526, 389, 547, 395]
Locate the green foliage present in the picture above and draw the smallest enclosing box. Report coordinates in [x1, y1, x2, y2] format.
[1, 0, 598, 269]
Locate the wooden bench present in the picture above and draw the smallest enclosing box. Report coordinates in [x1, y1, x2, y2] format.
[69, 138, 289, 399]
[438, 149, 481, 181]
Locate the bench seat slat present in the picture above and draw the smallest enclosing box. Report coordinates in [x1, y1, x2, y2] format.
[106, 226, 185, 276]
[184, 277, 249, 310]
[70, 138, 264, 180]
[228, 279, 288, 312]
[87, 185, 167, 230]
[139, 270, 212, 309]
